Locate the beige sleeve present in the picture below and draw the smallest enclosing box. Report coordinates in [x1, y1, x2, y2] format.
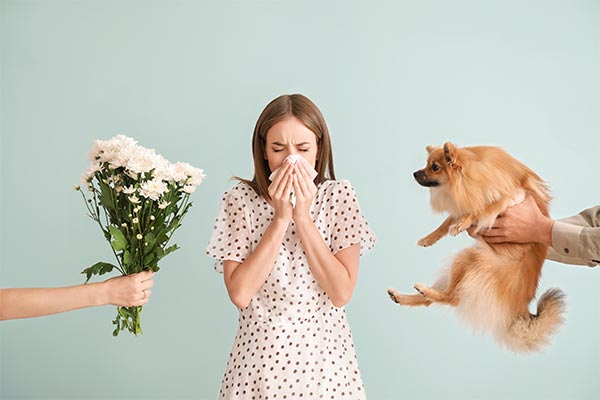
[548, 206, 600, 267]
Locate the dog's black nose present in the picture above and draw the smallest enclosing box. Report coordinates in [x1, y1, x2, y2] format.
[413, 170, 422, 180]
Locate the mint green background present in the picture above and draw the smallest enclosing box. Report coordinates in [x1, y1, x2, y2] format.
[1, 1, 599, 399]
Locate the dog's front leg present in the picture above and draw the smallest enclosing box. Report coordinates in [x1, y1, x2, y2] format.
[417, 216, 455, 247]
[449, 214, 476, 236]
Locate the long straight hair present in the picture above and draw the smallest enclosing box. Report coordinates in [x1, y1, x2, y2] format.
[238, 94, 336, 199]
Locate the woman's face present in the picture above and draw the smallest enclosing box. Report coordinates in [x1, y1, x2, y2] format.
[264, 116, 318, 172]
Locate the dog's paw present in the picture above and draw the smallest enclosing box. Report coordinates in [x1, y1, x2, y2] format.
[387, 288, 401, 303]
[417, 235, 437, 247]
[413, 283, 429, 298]
[449, 223, 467, 236]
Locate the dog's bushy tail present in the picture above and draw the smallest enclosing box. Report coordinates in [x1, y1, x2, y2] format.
[503, 288, 566, 353]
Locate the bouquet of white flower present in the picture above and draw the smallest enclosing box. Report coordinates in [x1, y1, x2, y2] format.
[76, 135, 205, 336]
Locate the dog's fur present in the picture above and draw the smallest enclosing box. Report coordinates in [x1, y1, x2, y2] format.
[388, 142, 565, 353]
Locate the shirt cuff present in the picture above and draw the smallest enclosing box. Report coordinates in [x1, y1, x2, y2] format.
[551, 221, 584, 259]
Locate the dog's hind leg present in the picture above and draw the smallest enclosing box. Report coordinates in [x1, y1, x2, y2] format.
[387, 289, 432, 307]
[413, 249, 473, 306]
[413, 283, 459, 306]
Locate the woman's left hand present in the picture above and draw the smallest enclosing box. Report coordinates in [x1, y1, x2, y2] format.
[292, 161, 317, 222]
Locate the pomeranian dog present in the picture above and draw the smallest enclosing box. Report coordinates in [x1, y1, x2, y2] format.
[388, 142, 566, 353]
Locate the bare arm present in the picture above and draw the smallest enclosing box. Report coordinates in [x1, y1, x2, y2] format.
[292, 163, 360, 307]
[223, 218, 290, 308]
[0, 271, 154, 321]
[223, 162, 294, 308]
[294, 219, 360, 307]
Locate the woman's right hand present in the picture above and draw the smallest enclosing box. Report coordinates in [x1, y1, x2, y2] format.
[268, 159, 294, 222]
[102, 270, 154, 307]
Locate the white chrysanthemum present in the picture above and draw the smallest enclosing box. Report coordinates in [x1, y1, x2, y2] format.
[87, 140, 104, 162]
[168, 162, 206, 186]
[158, 200, 171, 209]
[187, 167, 206, 186]
[128, 195, 140, 204]
[148, 154, 170, 178]
[111, 151, 130, 169]
[88, 135, 138, 167]
[123, 185, 136, 195]
[139, 179, 168, 201]
[79, 162, 102, 190]
[81, 134, 204, 199]
[166, 162, 189, 184]
[181, 184, 196, 194]
[126, 147, 156, 175]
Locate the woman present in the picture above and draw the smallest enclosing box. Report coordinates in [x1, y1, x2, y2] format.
[206, 94, 376, 399]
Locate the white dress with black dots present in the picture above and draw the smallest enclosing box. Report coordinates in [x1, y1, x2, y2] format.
[206, 179, 376, 400]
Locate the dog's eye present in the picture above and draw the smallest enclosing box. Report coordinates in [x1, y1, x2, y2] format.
[431, 163, 440, 172]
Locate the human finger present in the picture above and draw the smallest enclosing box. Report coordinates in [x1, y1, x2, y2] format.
[140, 277, 155, 290]
[270, 162, 293, 194]
[135, 270, 154, 282]
[281, 172, 293, 199]
[139, 289, 151, 301]
[294, 165, 311, 197]
[292, 173, 301, 196]
[274, 160, 293, 184]
[466, 225, 479, 238]
[296, 160, 313, 182]
[480, 235, 506, 244]
[132, 289, 151, 306]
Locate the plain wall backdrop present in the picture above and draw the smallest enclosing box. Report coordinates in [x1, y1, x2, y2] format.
[1, 0, 599, 399]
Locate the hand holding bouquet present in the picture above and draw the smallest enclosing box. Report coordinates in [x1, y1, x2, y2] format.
[76, 135, 204, 336]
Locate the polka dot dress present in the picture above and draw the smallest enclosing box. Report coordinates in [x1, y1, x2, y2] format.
[206, 180, 376, 400]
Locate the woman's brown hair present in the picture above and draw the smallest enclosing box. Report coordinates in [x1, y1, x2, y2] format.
[238, 94, 336, 199]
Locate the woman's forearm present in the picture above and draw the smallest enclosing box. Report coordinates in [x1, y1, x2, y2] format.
[0, 284, 106, 320]
[224, 217, 290, 308]
[294, 216, 359, 307]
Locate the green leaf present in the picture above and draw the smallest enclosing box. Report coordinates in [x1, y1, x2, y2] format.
[81, 262, 117, 283]
[98, 181, 117, 217]
[108, 226, 127, 251]
[164, 244, 179, 257]
[144, 232, 156, 247]
[143, 252, 155, 265]
[123, 250, 133, 267]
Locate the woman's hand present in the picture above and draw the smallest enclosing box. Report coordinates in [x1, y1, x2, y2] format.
[292, 161, 317, 223]
[102, 270, 154, 307]
[268, 159, 294, 222]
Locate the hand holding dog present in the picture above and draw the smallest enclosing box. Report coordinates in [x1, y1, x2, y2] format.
[469, 195, 554, 246]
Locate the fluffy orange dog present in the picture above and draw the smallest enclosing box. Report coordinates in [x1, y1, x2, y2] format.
[388, 142, 565, 353]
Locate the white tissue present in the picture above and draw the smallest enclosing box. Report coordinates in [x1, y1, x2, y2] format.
[268, 155, 318, 207]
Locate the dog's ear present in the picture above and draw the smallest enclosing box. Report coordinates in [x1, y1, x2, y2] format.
[443, 142, 461, 169]
[426, 145, 436, 154]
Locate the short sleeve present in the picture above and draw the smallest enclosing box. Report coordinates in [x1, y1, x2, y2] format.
[205, 187, 252, 273]
[328, 180, 376, 256]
